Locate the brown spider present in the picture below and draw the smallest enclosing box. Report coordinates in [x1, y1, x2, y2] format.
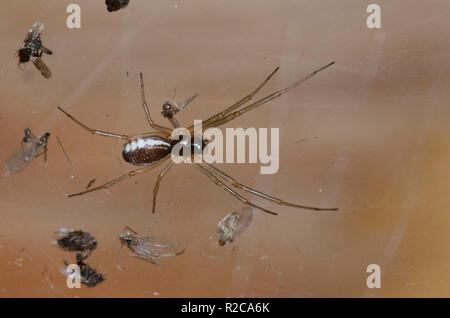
[57, 61, 337, 215]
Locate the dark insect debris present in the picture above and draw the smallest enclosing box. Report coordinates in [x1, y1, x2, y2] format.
[17, 22, 53, 78]
[105, 0, 129, 12]
[54, 228, 97, 256]
[62, 258, 105, 288]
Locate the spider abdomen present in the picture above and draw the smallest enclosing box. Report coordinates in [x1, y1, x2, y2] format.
[122, 136, 172, 166]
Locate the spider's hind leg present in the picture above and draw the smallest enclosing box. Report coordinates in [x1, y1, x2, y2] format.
[202, 162, 338, 211]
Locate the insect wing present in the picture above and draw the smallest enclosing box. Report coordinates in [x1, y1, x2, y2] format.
[126, 241, 162, 266]
[32, 57, 52, 78]
[133, 253, 162, 267]
[142, 234, 179, 250]
[24, 22, 44, 44]
[27, 134, 49, 159]
[5, 133, 50, 174]
[131, 239, 160, 258]
[232, 206, 254, 237]
[4, 140, 38, 173]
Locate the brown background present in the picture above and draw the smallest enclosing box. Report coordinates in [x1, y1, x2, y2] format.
[1, 0, 450, 297]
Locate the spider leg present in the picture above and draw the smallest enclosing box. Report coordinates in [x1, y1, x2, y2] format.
[152, 161, 174, 213]
[57, 106, 131, 140]
[201, 162, 338, 211]
[189, 67, 280, 133]
[66, 164, 160, 197]
[194, 163, 278, 216]
[203, 61, 335, 130]
[140, 73, 173, 134]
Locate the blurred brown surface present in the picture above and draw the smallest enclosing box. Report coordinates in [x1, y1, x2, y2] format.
[1, 0, 450, 297]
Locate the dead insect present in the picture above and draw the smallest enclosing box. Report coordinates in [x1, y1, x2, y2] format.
[57, 62, 338, 215]
[4, 128, 50, 174]
[105, 0, 129, 12]
[16, 22, 53, 78]
[217, 206, 254, 246]
[60, 259, 105, 287]
[117, 226, 184, 268]
[53, 228, 97, 260]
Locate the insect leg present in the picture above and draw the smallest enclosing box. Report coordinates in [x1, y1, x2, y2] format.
[163, 93, 199, 128]
[116, 243, 125, 270]
[178, 94, 198, 113]
[43, 142, 48, 164]
[124, 226, 138, 234]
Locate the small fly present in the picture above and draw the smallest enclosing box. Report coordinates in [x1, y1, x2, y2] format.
[117, 226, 184, 268]
[53, 228, 97, 261]
[17, 22, 53, 78]
[216, 206, 254, 246]
[4, 128, 50, 174]
[105, 0, 129, 12]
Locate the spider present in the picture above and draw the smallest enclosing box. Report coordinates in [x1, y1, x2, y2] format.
[57, 61, 338, 216]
